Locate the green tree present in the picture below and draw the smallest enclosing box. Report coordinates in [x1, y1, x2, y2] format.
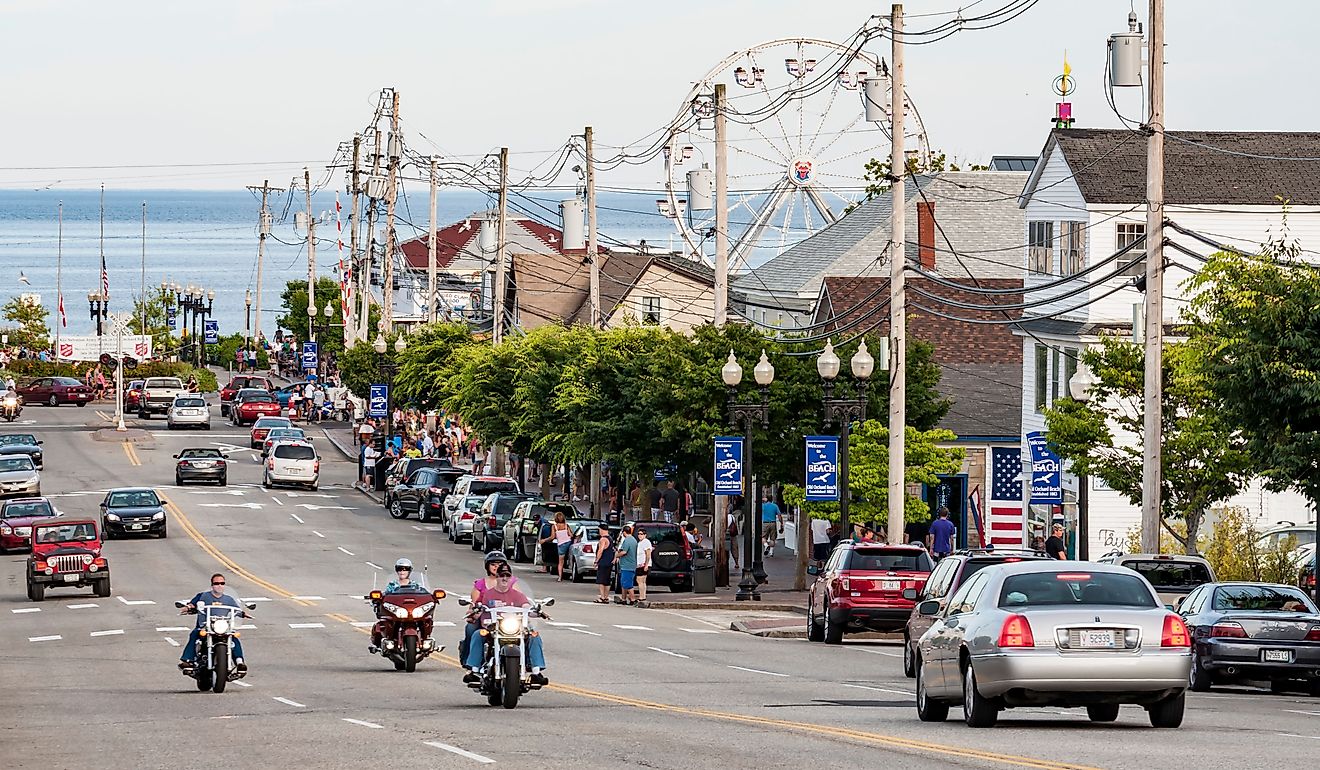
[391, 322, 477, 409]
[1, 296, 51, 350]
[848, 151, 990, 212]
[1043, 336, 1252, 554]
[276, 278, 353, 364]
[127, 291, 176, 358]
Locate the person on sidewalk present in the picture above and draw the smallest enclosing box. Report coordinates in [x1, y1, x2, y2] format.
[635, 527, 653, 602]
[362, 443, 379, 488]
[616, 525, 638, 605]
[660, 481, 680, 524]
[593, 528, 615, 604]
[810, 515, 832, 566]
[929, 507, 956, 561]
[761, 493, 783, 557]
[646, 480, 663, 521]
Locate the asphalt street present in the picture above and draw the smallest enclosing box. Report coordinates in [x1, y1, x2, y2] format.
[3, 402, 1319, 769]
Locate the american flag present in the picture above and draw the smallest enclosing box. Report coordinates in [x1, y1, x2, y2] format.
[99, 253, 109, 298]
[988, 447, 1025, 547]
[336, 194, 350, 317]
[58, 293, 66, 328]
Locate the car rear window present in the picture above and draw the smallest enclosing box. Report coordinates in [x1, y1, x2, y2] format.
[636, 524, 682, 544]
[274, 445, 316, 460]
[239, 391, 275, 402]
[53, 377, 84, 386]
[847, 548, 932, 572]
[1123, 559, 1213, 589]
[998, 571, 1157, 609]
[174, 398, 207, 408]
[960, 556, 1049, 581]
[469, 480, 519, 496]
[179, 449, 222, 459]
[145, 378, 183, 389]
[1212, 584, 1317, 612]
[494, 497, 534, 516]
[3, 501, 53, 518]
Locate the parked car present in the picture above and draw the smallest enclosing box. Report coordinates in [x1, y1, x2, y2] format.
[1256, 523, 1318, 553]
[0, 455, 41, 498]
[100, 487, 167, 539]
[138, 376, 187, 418]
[0, 496, 59, 552]
[272, 380, 311, 409]
[166, 394, 211, 430]
[502, 501, 578, 563]
[232, 389, 282, 427]
[901, 548, 1052, 677]
[564, 519, 610, 582]
[263, 441, 318, 490]
[470, 492, 542, 553]
[623, 521, 695, 592]
[124, 379, 146, 410]
[807, 543, 933, 644]
[17, 376, 94, 407]
[174, 447, 227, 486]
[387, 466, 467, 522]
[219, 375, 274, 417]
[1299, 545, 1316, 594]
[27, 517, 109, 601]
[1178, 581, 1320, 696]
[382, 457, 456, 506]
[444, 475, 520, 543]
[249, 415, 293, 448]
[262, 427, 309, 457]
[0, 433, 43, 469]
[914, 561, 1193, 728]
[1097, 552, 1215, 609]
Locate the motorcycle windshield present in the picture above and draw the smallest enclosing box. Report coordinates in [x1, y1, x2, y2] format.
[385, 571, 431, 593]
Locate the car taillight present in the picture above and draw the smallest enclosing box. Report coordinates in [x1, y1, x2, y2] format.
[488, 516, 497, 528]
[460, 512, 474, 520]
[1304, 626, 1320, 642]
[840, 577, 851, 591]
[997, 614, 1035, 648]
[583, 544, 594, 554]
[313, 460, 320, 474]
[1207, 621, 1246, 639]
[1163, 614, 1192, 647]
[429, 487, 446, 496]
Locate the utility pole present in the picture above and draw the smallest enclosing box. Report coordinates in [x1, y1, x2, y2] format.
[304, 167, 317, 343]
[362, 128, 383, 343]
[382, 89, 401, 331]
[1141, 0, 1165, 554]
[494, 146, 509, 345]
[585, 126, 600, 328]
[246, 180, 280, 362]
[713, 83, 729, 326]
[886, 3, 906, 546]
[345, 135, 362, 344]
[428, 154, 439, 324]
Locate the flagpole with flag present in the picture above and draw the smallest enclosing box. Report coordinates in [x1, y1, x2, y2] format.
[56, 201, 65, 357]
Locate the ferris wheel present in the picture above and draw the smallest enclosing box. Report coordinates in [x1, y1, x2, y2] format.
[660, 37, 931, 271]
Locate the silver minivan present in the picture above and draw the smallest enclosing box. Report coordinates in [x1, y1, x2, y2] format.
[264, 442, 319, 491]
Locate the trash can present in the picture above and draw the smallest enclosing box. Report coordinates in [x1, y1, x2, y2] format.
[691, 547, 716, 594]
[373, 457, 391, 492]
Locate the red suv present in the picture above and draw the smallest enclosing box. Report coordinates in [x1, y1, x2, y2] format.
[220, 375, 273, 417]
[807, 542, 933, 644]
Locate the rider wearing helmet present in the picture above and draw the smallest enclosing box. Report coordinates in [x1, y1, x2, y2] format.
[369, 558, 427, 653]
[385, 558, 419, 592]
[462, 556, 547, 686]
[460, 552, 521, 679]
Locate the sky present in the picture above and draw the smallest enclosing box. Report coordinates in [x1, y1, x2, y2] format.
[1, 0, 1315, 192]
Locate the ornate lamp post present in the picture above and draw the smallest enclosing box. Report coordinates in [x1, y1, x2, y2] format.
[1068, 361, 1097, 559]
[87, 291, 109, 336]
[309, 300, 336, 379]
[372, 331, 407, 453]
[723, 349, 774, 601]
[817, 339, 876, 541]
[244, 288, 253, 359]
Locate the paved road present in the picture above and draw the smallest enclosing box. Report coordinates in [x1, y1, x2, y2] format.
[2, 403, 1319, 769]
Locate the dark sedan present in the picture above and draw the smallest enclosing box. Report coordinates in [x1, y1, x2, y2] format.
[383, 457, 457, 507]
[470, 492, 542, 553]
[100, 487, 167, 539]
[388, 466, 466, 522]
[0, 433, 44, 469]
[174, 448, 227, 486]
[1179, 581, 1320, 695]
[18, 376, 93, 407]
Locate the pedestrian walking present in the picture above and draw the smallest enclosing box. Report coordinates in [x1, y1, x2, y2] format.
[543, 511, 573, 581]
[761, 493, 782, 556]
[930, 506, 956, 561]
[635, 527, 653, 602]
[1044, 523, 1067, 560]
[616, 525, 638, 605]
[646, 479, 663, 521]
[725, 506, 741, 569]
[311, 385, 326, 423]
[810, 515, 832, 566]
[660, 480, 680, 523]
[593, 529, 615, 604]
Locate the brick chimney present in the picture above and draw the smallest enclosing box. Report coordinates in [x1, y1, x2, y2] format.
[917, 201, 936, 270]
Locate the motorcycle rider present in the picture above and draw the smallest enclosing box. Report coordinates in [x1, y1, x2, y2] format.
[179, 573, 247, 673]
[460, 552, 520, 667]
[462, 560, 547, 686]
[369, 558, 431, 654]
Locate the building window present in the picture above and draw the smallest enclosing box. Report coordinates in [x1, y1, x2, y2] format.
[1063, 348, 1078, 399]
[641, 296, 661, 325]
[1028, 221, 1054, 275]
[1034, 344, 1048, 411]
[1116, 223, 1146, 276]
[1060, 221, 1086, 276]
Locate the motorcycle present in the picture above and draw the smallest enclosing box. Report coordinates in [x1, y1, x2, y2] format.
[2, 394, 20, 422]
[458, 596, 554, 709]
[174, 600, 255, 693]
[365, 585, 447, 671]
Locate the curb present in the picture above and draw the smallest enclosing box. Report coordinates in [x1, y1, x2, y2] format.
[91, 427, 153, 443]
[730, 620, 807, 638]
[639, 600, 807, 615]
[321, 428, 356, 460]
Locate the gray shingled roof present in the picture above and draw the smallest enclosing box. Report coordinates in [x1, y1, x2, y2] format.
[1041, 128, 1320, 205]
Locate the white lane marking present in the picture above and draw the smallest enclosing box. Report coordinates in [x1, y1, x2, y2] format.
[337, 546, 356, 556]
[571, 600, 601, 606]
[241, 597, 272, 602]
[312, 531, 326, 538]
[342, 718, 384, 729]
[422, 741, 495, 764]
[290, 513, 304, 523]
[412, 525, 423, 531]
[271, 496, 285, 506]
[351, 621, 376, 628]
[90, 629, 124, 637]
[29, 635, 61, 642]
[273, 697, 306, 708]
[434, 620, 456, 627]
[569, 627, 603, 637]
[198, 502, 264, 509]
[117, 596, 155, 605]
[647, 646, 689, 659]
[728, 665, 789, 678]
[299, 504, 356, 511]
[545, 621, 587, 628]
[67, 603, 98, 610]
[613, 625, 653, 631]
[1276, 732, 1320, 740]
[841, 683, 912, 697]
[856, 648, 902, 658]
[288, 623, 326, 629]
[681, 628, 720, 634]
[424, 525, 443, 531]
[365, 561, 383, 570]
[1285, 710, 1320, 717]
[290, 596, 326, 601]
[164, 637, 181, 647]
[157, 626, 190, 632]
[233, 680, 252, 687]
[236, 624, 257, 630]
[12, 608, 40, 614]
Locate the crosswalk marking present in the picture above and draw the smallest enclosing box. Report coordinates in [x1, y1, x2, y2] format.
[90, 629, 124, 637]
[11, 608, 40, 614]
[288, 623, 325, 629]
[613, 625, 653, 631]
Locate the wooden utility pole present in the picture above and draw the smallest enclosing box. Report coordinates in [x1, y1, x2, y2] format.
[382, 89, 401, 331]
[1141, 0, 1165, 554]
[428, 155, 439, 324]
[886, 3, 906, 546]
[585, 126, 600, 328]
[304, 167, 317, 340]
[494, 147, 509, 345]
[362, 128, 383, 343]
[713, 83, 729, 326]
[346, 135, 362, 344]
[246, 180, 281, 359]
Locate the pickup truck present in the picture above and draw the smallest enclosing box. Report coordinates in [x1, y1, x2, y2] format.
[138, 377, 187, 418]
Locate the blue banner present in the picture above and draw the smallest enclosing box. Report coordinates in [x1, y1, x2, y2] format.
[712, 436, 743, 495]
[804, 435, 840, 501]
[1026, 431, 1062, 504]
[368, 384, 389, 418]
[301, 341, 318, 371]
[167, 307, 177, 329]
[203, 320, 219, 344]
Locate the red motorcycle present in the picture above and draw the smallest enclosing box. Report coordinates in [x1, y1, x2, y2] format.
[365, 585, 447, 671]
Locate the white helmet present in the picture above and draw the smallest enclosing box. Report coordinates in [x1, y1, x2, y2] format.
[394, 558, 413, 571]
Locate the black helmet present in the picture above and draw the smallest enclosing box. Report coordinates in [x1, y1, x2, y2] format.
[484, 551, 508, 566]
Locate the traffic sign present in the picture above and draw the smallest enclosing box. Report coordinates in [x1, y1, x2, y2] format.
[368, 384, 389, 418]
[712, 437, 743, 495]
[301, 341, 318, 371]
[167, 307, 177, 329]
[804, 436, 839, 501]
[204, 320, 219, 344]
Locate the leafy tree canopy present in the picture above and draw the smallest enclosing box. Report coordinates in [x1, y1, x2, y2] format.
[1, 296, 51, 350]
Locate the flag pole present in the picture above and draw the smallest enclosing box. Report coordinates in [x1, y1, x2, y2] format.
[56, 201, 63, 358]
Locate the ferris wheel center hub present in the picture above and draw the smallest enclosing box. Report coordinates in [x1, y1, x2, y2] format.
[789, 157, 816, 186]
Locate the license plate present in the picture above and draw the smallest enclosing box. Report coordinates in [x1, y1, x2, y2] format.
[130, 524, 145, 530]
[1263, 649, 1294, 663]
[63, 573, 79, 582]
[881, 580, 901, 591]
[1079, 630, 1116, 648]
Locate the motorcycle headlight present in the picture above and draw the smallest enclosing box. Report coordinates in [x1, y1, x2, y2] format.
[211, 618, 231, 634]
[3, 397, 16, 407]
[384, 603, 408, 619]
[497, 615, 523, 635]
[152, 511, 165, 520]
[412, 602, 435, 618]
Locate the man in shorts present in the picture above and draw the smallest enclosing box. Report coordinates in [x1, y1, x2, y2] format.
[615, 525, 638, 605]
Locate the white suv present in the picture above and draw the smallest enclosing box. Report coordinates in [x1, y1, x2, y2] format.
[444, 475, 519, 543]
[264, 442, 319, 490]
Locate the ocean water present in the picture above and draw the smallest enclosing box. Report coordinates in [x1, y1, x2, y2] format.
[0, 187, 684, 339]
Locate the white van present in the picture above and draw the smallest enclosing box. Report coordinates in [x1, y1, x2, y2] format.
[264, 441, 319, 490]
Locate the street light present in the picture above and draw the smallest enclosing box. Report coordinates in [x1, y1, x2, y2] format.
[1068, 361, 1098, 559]
[87, 291, 108, 336]
[244, 288, 253, 358]
[724, 349, 774, 601]
[818, 339, 876, 541]
[309, 300, 337, 379]
[372, 332, 400, 477]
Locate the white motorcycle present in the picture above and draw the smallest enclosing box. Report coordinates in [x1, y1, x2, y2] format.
[175, 600, 254, 693]
[458, 597, 553, 709]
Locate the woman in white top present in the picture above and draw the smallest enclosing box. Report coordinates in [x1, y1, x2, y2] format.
[539, 511, 574, 582]
[634, 527, 654, 602]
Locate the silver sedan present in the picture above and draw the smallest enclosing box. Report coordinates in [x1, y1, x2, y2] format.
[166, 395, 211, 430]
[0, 456, 41, 498]
[914, 561, 1192, 728]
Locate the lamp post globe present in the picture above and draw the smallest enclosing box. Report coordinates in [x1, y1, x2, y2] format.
[394, 334, 407, 354]
[207, 289, 215, 303]
[324, 301, 335, 319]
[851, 339, 875, 380]
[1069, 362, 1096, 402]
[816, 340, 841, 381]
[373, 333, 387, 355]
[753, 350, 775, 386]
[721, 350, 743, 387]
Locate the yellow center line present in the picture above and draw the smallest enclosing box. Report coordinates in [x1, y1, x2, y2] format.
[122, 441, 141, 466]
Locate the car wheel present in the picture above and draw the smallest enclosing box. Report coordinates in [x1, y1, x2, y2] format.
[175, 473, 184, 486]
[1086, 704, 1120, 722]
[1147, 691, 1185, 728]
[30, 582, 45, 602]
[1188, 653, 1212, 692]
[902, 633, 916, 677]
[95, 577, 111, 598]
[447, 524, 455, 542]
[389, 500, 408, 520]
[823, 605, 843, 645]
[158, 525, 168, 539]
[915, 656, 949, 722]
[1270, 679, 1290, 695]
[218, 475, 227, 487]
[571, 557, 584, 583]
[76, 401, 88, 407]
[139, 410, 149, 420]
[48, 395, 58, 407]
[1308, 678, 1320, 698]
[962, 662, 999, 728]
[807, 603, 825, 642]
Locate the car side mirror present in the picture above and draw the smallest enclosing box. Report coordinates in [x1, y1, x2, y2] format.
[1174, 597, 1185, 610]
[174, 601, 187, 609]
[245, 603, 257, 611]
[902, 587, 918, 601]
[806, 565, 821, 576]
[37, 440, 43, 445]
[172, 454, 179, 459]
[917, 599, 941, 617]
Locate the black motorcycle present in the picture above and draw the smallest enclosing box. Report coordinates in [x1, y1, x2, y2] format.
[174, 600, 254, 693]
[458, 597, 553, 709]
